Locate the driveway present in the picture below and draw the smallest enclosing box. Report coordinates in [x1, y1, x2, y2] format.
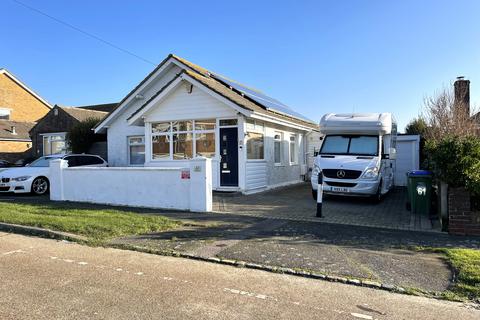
[213, 183, 439, 232]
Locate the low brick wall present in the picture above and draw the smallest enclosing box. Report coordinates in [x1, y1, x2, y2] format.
[448, 187, 480, 236]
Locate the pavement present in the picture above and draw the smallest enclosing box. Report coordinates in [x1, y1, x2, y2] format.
[1, 232, 479, 320]
[213, 183, 438, 232]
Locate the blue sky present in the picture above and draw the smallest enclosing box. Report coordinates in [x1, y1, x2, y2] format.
[1, 0, 479, 131]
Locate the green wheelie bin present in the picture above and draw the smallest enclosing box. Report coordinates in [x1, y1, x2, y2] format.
[406, 170, 433, 215]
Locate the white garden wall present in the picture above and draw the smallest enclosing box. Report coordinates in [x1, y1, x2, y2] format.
[49, 158, 212, 212]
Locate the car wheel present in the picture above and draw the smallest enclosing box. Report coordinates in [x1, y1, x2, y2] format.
[312, 189, 317, 200]
[31, 177, 49, 195]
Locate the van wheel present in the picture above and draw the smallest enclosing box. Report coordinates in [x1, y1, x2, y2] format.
[371, 180, 383, 203]
[31, 177, 49, 195]
[312, 189, 317, 200]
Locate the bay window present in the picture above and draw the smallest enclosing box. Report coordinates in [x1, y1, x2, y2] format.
[150, 119, 216, 160]
[152, 135, 170, 159]
[173, 133, 193, 159]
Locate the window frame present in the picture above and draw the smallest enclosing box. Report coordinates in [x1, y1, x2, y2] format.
[289, 134, 298, 165]
[246, 119, 265, 161]
[127, 135, 146, 166]
[41, 132, 68, 156]
[0, 107, 11, 120]
[273, 131, 283, 166]
[150, 119, 217, 161]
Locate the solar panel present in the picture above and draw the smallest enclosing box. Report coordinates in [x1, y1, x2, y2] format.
[211, 73, 313, 123]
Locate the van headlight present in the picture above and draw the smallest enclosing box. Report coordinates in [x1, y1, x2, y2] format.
[12, 176, 31, 182]
[312, 164, 320, 176]
[361, 167, 379, 180]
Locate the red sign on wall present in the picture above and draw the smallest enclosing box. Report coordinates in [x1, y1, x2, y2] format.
[181, 170, 190, 179]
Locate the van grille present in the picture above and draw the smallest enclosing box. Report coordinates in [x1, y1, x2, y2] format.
[1, 178, 10, 183]
[322, 169, 362, 179]
[0, 186, 10, 192]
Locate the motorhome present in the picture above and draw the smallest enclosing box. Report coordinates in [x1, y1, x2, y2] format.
[311, 113, 397, 201]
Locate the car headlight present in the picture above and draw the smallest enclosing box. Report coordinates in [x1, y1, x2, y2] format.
[12, 176, 31, 182]
[312, 164, 320, 176]
[361, 167, 379, 180]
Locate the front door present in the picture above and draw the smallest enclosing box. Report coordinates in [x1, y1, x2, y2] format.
[219, 127, 238, 187]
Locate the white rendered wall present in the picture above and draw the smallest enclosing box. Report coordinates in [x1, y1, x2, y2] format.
[49, 158, 212, 212]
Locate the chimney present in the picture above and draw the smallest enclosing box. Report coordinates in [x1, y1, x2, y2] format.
[11, 126, 16, 135]
[454, 76, 470, 116]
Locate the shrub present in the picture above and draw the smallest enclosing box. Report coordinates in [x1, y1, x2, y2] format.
[426, 136, 480, 195]
[66, 118, 103, 154]
[405, 117, 428, 136]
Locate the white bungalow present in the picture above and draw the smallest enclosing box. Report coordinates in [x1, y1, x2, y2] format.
[95, 54, 319, 194]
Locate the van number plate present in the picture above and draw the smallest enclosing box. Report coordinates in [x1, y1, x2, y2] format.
[0, 183, 6, 187]
[331, 187, 349, 193]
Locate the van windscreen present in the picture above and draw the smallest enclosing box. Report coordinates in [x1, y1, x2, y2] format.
[320, 135, 378, 156]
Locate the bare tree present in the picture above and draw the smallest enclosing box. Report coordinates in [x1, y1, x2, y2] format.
[421, 87, 478, 141]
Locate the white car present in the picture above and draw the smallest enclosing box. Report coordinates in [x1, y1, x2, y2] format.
[0, 154, 107, 195]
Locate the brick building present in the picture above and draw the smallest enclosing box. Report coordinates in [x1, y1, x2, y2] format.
[0, 69, 52, 162]
[29, 104, 116, 160]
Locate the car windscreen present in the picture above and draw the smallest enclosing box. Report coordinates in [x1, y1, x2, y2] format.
[28, 156, 61, 167]
[320, 135, 379, 156]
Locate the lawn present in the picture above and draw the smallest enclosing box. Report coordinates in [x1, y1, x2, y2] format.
[442, 248, 480, 301]
[0, 201, 180, 243]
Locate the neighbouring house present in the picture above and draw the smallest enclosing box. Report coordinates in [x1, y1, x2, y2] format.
[95, 54, 319, 194]
[0, 69, 52, 162]
[29, 103, 116, 160]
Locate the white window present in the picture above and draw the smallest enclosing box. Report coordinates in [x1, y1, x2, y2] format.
[128, 136, 145, 165]
[289, 134, 298, 164]
[151, 119, 216, 160]
[246, 119, 264, 131]
[247, 132, 264, 160]
[274, 132, 282, 165]
[0, 108, 11, 120]
[42, 133, 67, 156]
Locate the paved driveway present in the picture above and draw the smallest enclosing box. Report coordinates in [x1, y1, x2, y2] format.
[213, 183, 440, 232]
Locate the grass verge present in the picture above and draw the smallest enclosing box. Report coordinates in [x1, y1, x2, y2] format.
[443, 248, 480, 301]
[0, 201, 180, 244]
[413, 246, 480, 302]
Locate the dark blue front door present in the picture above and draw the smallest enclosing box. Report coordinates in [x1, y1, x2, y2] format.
[220, 127, 238, 187]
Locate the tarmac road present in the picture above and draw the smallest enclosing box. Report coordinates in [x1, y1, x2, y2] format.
[0, 232, 478, 320]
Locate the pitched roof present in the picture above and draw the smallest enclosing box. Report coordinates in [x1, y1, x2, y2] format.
[59, 106, 108, 122]
[0, 69, 52, 109]
[96, 54, 319, 132]
[77, 102, 118, 113]
[0, 120, 35, 140]
[184, 70, 318, 129]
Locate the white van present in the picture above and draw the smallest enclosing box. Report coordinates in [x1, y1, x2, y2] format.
[311, 113, 397, 201]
